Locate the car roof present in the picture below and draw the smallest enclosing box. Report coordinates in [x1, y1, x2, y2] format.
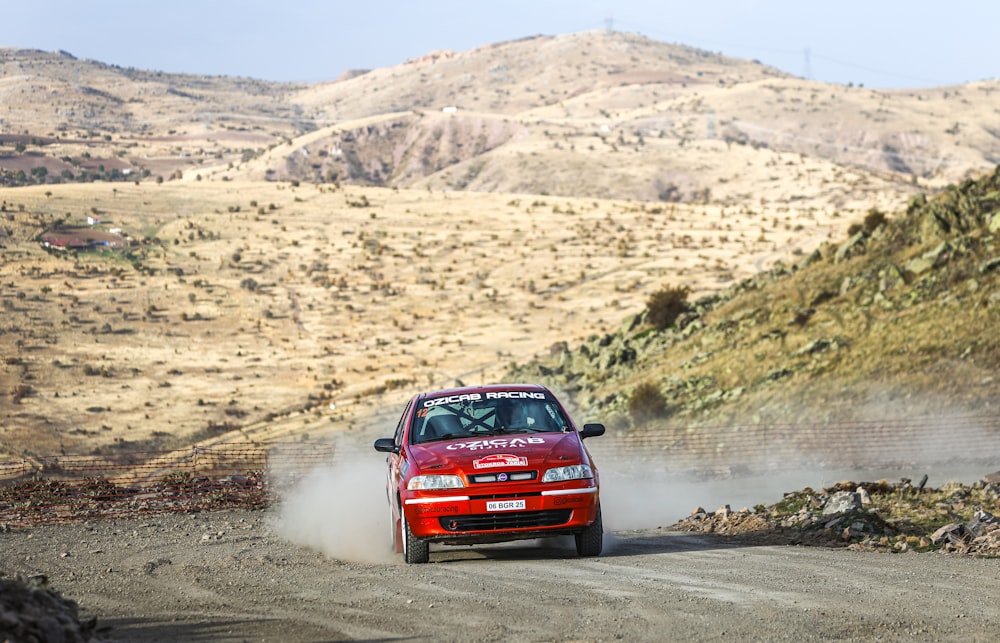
[413, 383, 551, 402]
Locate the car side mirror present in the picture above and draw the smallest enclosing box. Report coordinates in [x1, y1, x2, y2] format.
[374, 438, 399, 454]
[580, 423, 605, 439]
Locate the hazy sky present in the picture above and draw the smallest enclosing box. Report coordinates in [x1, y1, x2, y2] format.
[4, 1, 997, 89]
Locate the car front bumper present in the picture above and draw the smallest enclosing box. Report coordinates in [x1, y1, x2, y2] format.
[402, 483, 600, 543]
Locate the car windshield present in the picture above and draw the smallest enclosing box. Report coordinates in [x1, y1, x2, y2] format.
[410, 394, 571, 444]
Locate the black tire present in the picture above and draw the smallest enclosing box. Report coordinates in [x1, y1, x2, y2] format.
[402, 511, 430, 564]
[575, 504, 603, 557]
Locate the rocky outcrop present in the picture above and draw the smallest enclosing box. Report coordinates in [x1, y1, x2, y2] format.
[913, 169, 1000, 243]
[672, 476, 1000, 556]
[508, 165, 1000, 432]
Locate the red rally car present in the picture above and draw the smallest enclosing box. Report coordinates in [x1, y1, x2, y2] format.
[374, 383, 605, 563]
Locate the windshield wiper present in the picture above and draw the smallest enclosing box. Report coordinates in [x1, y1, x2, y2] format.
[492, 426, 552, 434]
[421, 432, 462, 443]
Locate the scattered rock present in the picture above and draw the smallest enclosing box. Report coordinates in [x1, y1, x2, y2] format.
[930, 524, 966, 546]
[965, 509, 998, 538]
[822, 491, 861, 515]
[905, 241, 951, 275]
[0, 574, 99, 642]
[671, 476, 1000, 557]
[834, 231, 867, 262]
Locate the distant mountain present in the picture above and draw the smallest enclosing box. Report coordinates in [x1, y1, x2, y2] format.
[2, 32, 999, 206]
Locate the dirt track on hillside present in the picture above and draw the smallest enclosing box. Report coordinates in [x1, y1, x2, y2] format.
[5, 507, 1000, 642]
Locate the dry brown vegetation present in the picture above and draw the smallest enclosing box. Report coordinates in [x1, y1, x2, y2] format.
[0, 180, 850, 461]
[2, 30, 999, 463]
[4, 33, 999, 204]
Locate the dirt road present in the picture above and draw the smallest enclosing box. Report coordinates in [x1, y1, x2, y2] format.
[5, 507, 1000, 642]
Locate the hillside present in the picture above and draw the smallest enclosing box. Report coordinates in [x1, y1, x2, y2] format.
[5, 32, 1000, 638]
[2, 30, 1000, 471]
[3, 31, 999, 209]
[511, 165, 1000, 469]
[1, 176, 855, 463]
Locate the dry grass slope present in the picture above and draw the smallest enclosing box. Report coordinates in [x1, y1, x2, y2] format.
[513, 166, 1000, 449]
[1, 30, 999, 467]
[0, 178, 852, 462]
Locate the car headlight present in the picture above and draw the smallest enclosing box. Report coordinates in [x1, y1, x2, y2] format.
[541, 464, 593, 483]
[407, 474, 465, 490]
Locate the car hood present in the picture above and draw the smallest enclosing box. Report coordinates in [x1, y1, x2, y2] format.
[409, 432, 586, 474]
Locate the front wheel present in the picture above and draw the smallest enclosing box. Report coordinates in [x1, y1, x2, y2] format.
[402, 511, 430, 564]
[575, 504, 603, 557]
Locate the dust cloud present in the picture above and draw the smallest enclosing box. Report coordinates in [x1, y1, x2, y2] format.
[268, 407, 995, 563]
[596, 443, 990, 535]
[592, 441, 814, 532]
[271, 454, 397, 564]
[598, 462, 861, 531]
[592, 394, 1000, 536]
[597, 459, 787, 532]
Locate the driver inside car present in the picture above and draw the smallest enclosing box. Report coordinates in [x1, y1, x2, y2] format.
[495, 398, 557, 431]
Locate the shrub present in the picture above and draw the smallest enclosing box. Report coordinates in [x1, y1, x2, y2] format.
[848, 208, 887, 237]
[627, 382, 668, 425]
[646, 284, 690, 331]
[11, 384, 32, 403]
[863, 208, 887, 233]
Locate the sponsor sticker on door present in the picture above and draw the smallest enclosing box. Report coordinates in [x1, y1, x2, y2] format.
[487, 499, 526, 512]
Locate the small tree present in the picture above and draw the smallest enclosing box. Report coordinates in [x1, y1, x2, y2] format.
[646, 284, 691, 331]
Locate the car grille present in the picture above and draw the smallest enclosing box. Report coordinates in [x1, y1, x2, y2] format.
[439, 509, 571, 532]
[469, 471, 537, 484]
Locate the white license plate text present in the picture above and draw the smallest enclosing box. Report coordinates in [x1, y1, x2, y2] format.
[487, 499, 526, 512]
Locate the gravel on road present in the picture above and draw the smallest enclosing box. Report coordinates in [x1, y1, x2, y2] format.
[5, 508, 1000, 642]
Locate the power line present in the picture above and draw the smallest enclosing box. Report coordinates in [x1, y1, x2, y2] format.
[810, 52, 945, 86]
[607, 20, 949, 87]
[613, 19, 801, 56]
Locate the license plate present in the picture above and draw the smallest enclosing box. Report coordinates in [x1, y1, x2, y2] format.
[487, 499, 526, 512]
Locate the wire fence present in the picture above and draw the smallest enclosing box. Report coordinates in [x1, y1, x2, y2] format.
[0, 443, 339, 528]
[590, 413, 1000, 478]
[3, 413, 1000, 528]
